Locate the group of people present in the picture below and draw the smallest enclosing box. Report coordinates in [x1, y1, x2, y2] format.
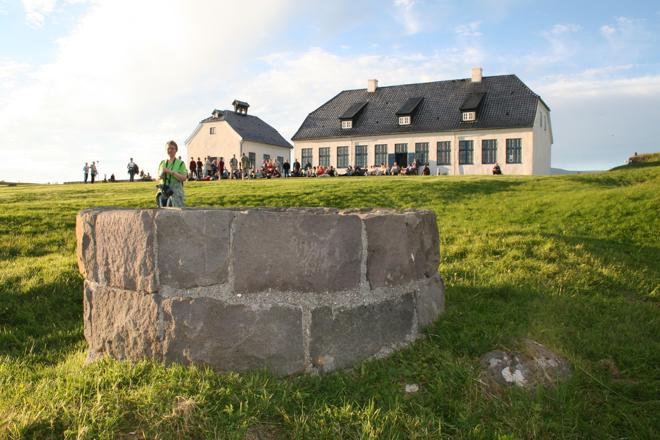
[188, 154, 295, 180]
[82, 162, 98, 183]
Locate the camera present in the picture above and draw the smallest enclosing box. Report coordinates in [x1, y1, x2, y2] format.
[157, 184, 174, 197]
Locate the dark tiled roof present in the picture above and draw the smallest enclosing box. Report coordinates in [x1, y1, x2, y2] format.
[201, 110, 293, 149]
[396, 96, 424, 115]
[460, 92, 485, 111]
[339, 102, 367, 120]
[292, 75, 542, 140]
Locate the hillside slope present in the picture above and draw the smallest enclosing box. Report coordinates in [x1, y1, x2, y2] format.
[1, 167, 658, 439]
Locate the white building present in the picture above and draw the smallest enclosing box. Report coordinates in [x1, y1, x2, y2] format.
[292, 68, 553, 175]
[186, 100, 293, 168]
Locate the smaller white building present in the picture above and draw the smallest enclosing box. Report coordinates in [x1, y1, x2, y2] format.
[186, 100, 293, 168]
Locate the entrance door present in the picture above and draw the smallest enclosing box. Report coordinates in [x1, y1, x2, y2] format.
[395, 152, 407, 167]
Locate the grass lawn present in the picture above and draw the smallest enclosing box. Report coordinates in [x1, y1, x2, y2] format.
[0, 164, 658, 439]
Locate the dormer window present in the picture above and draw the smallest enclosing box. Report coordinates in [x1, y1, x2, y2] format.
[462, 111, 476, 122]
[396, 97, 423, 127]
[339, 101, 366, 130]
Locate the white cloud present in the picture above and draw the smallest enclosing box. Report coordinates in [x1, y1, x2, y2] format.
[22, 0, 57, 27]
[235, 47, 485, 141]
[534, 74, 660, 169]
[393, 0, 421, 35]
[0, 0, 298, 183]
[548, 23, 580, 35]
[600, 24, 616, 37]
[455, 21, 482, 37]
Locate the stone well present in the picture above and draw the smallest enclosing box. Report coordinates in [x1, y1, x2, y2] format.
[76, 207, 445, 375]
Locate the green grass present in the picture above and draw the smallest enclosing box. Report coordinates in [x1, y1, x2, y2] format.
[1, 167, 659, 439]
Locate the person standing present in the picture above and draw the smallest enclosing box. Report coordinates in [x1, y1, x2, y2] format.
[219, 157, 225, 179]
[196, 157, 203, 179]
[240, 153, 250, 180]
[228, 154, 238, 179]
[90, 162, 97, 183]
[293, 158, 301, 177]
[127, 158, 137, 182]
[83, 162, 89, 183]
[283, 159, 291, 178]
[158, 140, 188, 207]
[189, 157, 197, 180]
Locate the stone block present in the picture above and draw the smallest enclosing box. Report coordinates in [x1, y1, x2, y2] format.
[76, 209, 97, 280]
[84, 281, 161, 362]
[161, 297, 305, 375]
[309, 292, 416, 371]
[232, 209, 362, 293]
[94, 209, 157, 293]
[365, 210, 439, 288]
[415, 273, 445, 327]
[156, 209, 234, 288]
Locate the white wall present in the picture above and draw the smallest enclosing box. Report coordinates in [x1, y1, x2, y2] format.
[186, 121, 242, 163]
[532, 101, 553, 175]
[293, 126, 539, 175]
[241, 141, 292, 168]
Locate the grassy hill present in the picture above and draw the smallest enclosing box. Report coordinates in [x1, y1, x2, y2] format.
[1, 167, 658, 439]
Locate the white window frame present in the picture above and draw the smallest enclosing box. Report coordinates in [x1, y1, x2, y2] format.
[398, 116, 411, 125]
[462, 111, 476, 122]
[209, 126, 216, 135]
[341, 120, 353, 129]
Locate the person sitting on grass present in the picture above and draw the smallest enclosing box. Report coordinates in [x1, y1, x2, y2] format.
[391, 162, 400, 175]
[422, 164, 430, 175]
[492, 164, 502, 175]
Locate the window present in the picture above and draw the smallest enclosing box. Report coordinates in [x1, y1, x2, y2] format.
[506, 138, 522, 164]
[415, 142, 429, 165]
[249, 152, 256, 168]
[341, 120, 353, 129]
[263, 154, 270, 163]
[301, 148, 313, 166]
[398, 116, 411, 125]
[209, 127, 216, 135]
[437, 141, 451, 165]
[395, 143, 408, 153]
[337, 146, 349, 168]
[355, 145, 367, 168]
[277, 156, 284, 166]
[319, 147, 330, 167]
[459, 140, 473, 164]
[462, 111, 476, 122]
[375, 144, 387, 166]
[481, 139, 497, 164]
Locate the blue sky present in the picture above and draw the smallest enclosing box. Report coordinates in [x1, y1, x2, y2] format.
[1, 0, 659, 182]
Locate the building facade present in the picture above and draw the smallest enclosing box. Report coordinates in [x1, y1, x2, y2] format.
[186, 100, 293, 168]
[292, 68, 552, 175]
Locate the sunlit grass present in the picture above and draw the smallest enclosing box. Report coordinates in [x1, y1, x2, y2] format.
[1, 166, 659, 438]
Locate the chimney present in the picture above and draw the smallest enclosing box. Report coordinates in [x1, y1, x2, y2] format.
[471, 67, 483, 83]
[367, 79, 378, 93]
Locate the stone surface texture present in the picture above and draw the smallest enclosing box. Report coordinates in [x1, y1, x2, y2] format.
[480, 339, 571, 389]
[77, 207, 445, 375]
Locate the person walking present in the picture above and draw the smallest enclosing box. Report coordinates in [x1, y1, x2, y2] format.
[83, 162, 89, 183]
[127, 158, 137, 182]
[90, 162, 97, 183]
[240, 153, 250, 180]
[158, 140, 188, 207]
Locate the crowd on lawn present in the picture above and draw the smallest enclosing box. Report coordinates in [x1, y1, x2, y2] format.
[186, 154, 442, 180]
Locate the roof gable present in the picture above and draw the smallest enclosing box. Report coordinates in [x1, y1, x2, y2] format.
[189, 110, 293, 149]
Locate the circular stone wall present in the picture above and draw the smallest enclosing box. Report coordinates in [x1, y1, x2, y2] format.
[76, 207, 445, 375]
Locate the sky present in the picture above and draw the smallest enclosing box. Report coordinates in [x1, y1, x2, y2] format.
[1, 0, 659, 183]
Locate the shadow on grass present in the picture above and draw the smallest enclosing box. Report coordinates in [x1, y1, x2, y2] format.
[0, 269, 83, 363]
